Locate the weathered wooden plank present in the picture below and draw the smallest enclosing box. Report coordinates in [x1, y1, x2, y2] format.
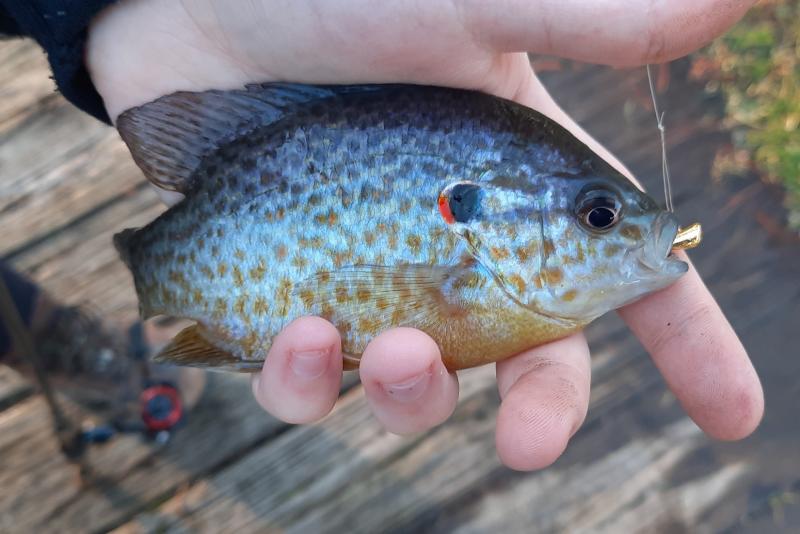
[112, 61, 800, 534]
[0, 366, 31, 411]
[4, 186, 163, 327]
[1, 38, 797, 534]
[110, 367, 498, 534]
[0, 40, 54, 126]
[0, 372, 281, 534]
[0, 108, 141, 257]
[0, 368, 363, 534]
[445, 420, 752, 534]
[0, 179, 360, 533]
[0, 41, 148, 258]
[0, 189, 161, 408]
[107, 315, 680, 534]
[110, 339, 726, 534]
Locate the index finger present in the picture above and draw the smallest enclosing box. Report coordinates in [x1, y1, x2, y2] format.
[618, 253, 763, 440]
[515, 72, 763, 441]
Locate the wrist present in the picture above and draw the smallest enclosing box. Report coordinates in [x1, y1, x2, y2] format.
[86, 0, 255, 121]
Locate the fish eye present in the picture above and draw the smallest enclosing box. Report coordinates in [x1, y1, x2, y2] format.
[576, 187, 622, 232]
[439, 182, 482, 224]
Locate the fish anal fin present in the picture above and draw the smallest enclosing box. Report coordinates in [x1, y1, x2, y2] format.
[154, 325, 260, 372]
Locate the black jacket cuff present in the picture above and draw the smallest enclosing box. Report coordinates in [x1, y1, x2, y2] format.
[0, 1, 118, 124]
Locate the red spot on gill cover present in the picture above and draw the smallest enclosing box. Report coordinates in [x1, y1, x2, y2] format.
[438, 193, 455, 224]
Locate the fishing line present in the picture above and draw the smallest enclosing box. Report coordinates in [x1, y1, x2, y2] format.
[646, 64, 674, 213]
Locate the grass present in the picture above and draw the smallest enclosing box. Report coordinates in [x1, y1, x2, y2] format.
[691, 0, 800, 229]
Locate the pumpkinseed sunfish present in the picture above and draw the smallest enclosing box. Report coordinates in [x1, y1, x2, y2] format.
[113, 83, 689, 372]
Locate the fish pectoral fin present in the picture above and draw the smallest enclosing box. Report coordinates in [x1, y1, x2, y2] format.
[297, 264, 473, 352]
[154, 325, 259, 372]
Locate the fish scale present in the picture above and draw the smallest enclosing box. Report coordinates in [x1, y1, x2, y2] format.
[114, 83, 688, 372]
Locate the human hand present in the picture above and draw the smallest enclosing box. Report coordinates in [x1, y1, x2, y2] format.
[87, 0, 763, 470]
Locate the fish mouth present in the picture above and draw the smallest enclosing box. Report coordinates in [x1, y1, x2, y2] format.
[639, 212, 689, 277]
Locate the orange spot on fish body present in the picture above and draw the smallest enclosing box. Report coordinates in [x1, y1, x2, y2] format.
[562, 289, 578, 302]
[406, 235, 422, 254]
[356, 285, 372, 303]
[359, 317, 380, 335]
[213, 298, 227, 320]
[253, 297, 270, 315]
[241, 331, 259, 355]
[276, 245, 288, 260]
[249, 261, 267, 281]
[335, 284, 349, 304]
[620, 225, 643, 241]
[490, 246, 510, 260]
[543, 267, 563, 285]
[333, 252, 348, 268]
[575, 243, 585, 263]
[509, 274, 527, 294]
[276, 279, 293, 316]
[232, 266, 244, 287]
[234, 295, 248, 320]
[192, 289, 204, 305]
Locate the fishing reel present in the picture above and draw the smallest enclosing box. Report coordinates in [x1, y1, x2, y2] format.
[78, 322, 187, 447]
[78, 380, 185, 447]
[75, 322, 188, 451]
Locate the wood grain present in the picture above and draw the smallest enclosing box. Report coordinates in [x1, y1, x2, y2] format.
[1, 39, 799, 534]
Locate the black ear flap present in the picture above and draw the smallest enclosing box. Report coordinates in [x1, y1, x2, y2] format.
[438, 182, 482, 225]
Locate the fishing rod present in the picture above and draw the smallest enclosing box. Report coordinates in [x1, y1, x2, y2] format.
[0, 274, 185, 471]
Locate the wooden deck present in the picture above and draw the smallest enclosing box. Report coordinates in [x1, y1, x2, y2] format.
[1, 39, 799, 533]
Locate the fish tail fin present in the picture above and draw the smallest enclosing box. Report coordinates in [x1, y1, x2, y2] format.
[113, 227, 137, 269]
[113, 227, 156, 319]
[154, 325, 262, 372]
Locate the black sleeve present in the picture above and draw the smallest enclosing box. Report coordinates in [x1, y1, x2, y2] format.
[0, 1, 117, 124]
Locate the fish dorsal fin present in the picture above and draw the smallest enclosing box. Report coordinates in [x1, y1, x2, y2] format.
[295, 263, 480, 357]
[116, 83, 348, 193]
[154, 324, 260, 372]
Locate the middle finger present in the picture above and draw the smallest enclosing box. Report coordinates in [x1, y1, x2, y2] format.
[495, 332, 591, 471]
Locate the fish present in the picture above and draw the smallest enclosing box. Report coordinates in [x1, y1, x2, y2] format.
[113, 83, 689, 372]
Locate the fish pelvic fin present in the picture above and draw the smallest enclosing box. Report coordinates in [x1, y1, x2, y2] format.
[115, 83, 375, 194]
[154, 325, 262, 372]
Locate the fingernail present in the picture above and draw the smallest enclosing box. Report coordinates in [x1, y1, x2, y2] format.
[381, 370, 432, 403]
[289, 349, 330, 380]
